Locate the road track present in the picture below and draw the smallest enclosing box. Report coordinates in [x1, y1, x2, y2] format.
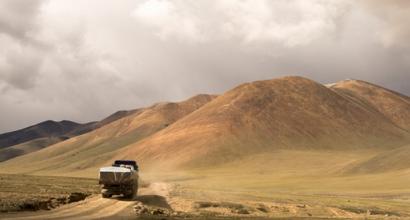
[1, 182, 170, 220]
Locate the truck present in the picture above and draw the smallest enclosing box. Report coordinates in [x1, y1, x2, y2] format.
[98, 160, 139, 199]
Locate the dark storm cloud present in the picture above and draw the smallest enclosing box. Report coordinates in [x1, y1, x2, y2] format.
[0, 48, 43, 90]
[0, 0, 44, 40]
[357, 0, 410, 95]
[0, 0, 409, 133]
[0, 0, 46, 91]
[361, 0, 410, 48]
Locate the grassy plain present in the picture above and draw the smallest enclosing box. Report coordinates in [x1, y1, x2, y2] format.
[0, 174, 99, 212]
[141, 150, 410, 218]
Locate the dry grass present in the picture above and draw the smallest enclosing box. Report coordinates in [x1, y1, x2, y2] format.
[0, 174, 99, 212]
[2, 149, 410, 218]
[161, 171, 410, 218]
[139, 150, 410, 218]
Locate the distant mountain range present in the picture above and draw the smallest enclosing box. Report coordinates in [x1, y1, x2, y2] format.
[0, 76, 409, 177]
[0, 110, 137, 162]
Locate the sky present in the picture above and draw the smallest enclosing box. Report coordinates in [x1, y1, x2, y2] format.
[0, 0, 409, 133]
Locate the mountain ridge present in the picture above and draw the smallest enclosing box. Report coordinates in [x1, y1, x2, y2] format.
[0, 108, 140, 161]
[0, 94, 216, 175]
[0, 76, 408, 176]
[329, 79, 410, 131]
[0, 120, 82, 149]
[113, 76, 410, 170]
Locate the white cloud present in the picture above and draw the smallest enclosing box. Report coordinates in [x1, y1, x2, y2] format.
[0, 0, 410, 133]
[219, 0, 350, 46]
[132, 0, 350, 46]
[132, 0, 205, 42]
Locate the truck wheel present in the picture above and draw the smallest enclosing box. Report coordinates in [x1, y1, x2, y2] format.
[124, 185, 136, 199]
[124, 193, 133, 199]
[101, 188, 111, 198]
[132, 183, 138, 198]
[124, 192, 134, 199]
[102, 193, 111, 198]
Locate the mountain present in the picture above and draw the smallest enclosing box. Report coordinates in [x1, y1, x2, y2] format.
[329, 79, 410, 131]
[0, 76, 409, 176]
[0, 94, 216, 175]
[0, 109, 138, 161]
[113, 76, 409, 170]
[0, 120, 83, 149]
[70, 109, 140, 135]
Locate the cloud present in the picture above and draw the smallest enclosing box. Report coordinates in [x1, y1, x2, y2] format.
[0, 0, 409, 133]
[361, 0, 410, 48]
[0, 0, 47, 91]
[132, 0, 350, 46]
[0, 0, 44, 40]
[0, 40, 43, 90]
[132, 0, 205, 42]
[216, 0, 350, 46]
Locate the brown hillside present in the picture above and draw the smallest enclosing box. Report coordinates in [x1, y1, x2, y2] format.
[115, 76, 410, 170]
[1, 76, 409, 176]
[0, 94, 215, 175]
[329, 79, 410, 130]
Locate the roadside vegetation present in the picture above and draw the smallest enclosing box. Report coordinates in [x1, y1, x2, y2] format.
[0, 174, 99, 212]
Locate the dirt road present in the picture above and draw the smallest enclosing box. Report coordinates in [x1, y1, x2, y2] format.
[1, 180, 406, 219]
[1, 182, 171, 220]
